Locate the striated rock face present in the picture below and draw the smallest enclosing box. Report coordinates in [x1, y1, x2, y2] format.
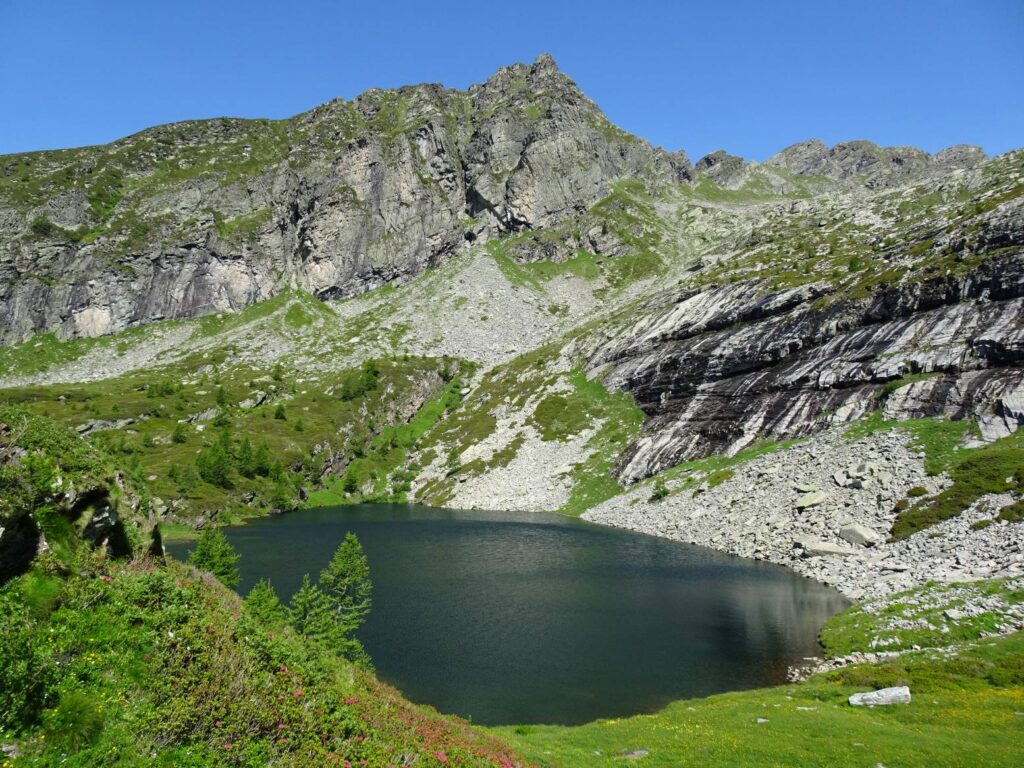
[0, 54, 690, 345]
[592, 244, 1024, 483]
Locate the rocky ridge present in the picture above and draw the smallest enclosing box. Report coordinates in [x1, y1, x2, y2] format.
[0, 54, 688, 346]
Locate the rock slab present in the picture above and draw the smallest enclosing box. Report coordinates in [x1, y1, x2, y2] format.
[848, 686, 912, 706]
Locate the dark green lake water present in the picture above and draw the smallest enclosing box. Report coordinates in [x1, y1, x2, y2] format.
[166, 504, 848, 725]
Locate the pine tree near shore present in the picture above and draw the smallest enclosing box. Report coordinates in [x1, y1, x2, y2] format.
[188, 529, 240, 588]
[319, 532, 372, 634]
[287, 533, 373, 667]
[245, 578, 286, 627]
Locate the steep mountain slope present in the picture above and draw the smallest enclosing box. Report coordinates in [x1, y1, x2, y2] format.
[1, 54, 1022, 601]
[0, 54, 689, 346]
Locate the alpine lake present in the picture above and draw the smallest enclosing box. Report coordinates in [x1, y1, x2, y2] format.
[166, 504, 848, 726]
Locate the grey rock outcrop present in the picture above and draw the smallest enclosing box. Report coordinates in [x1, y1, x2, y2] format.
[766, 139, 981, 188]
[0, 54, 690, 346]
[593, 248, 1024, 483]
[839, 523, 883, 547]
[695, 150, 747, 187]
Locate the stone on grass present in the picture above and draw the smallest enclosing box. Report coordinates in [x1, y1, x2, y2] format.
[848, 686, 911, 706]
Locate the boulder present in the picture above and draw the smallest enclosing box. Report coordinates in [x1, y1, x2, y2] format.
[794, 537, 858, 557]
[848, 686, 911, 706]
[840, 523, 883, 547]
[795, 490, 828, 509]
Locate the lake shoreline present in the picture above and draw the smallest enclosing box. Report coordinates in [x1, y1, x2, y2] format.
[166, 503, 848, 727]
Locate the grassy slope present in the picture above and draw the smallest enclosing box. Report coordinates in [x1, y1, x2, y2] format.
[0, 290, 474, 525]
[493, 580, 1024, 768]
[844, 408, 1024, 539]
[0, 558, 525, 768]
[1, 353, 457, 524]
[0, 408, 526, 766]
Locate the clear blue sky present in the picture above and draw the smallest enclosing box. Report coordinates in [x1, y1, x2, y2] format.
[1, 0, 1021, 161]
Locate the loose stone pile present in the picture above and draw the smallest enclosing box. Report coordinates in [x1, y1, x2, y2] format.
[585, 426, 1024, 599]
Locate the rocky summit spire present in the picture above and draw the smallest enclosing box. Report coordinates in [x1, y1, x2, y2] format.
[531, 52, 559, 73]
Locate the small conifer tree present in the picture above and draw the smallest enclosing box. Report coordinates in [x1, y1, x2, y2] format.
[245, 578, 285, 627]
[188, 529, 240, 588]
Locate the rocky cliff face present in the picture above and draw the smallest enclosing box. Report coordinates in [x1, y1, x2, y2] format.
[596, 252, 1024, 483]
[580, 164, 1024, 482]
[0, 54, 689, 345]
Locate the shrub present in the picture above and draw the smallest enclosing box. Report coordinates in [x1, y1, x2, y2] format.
[269, 482, 292, 510]
[998, 500, 1024, 523]
[171, 422, 187, 443]
[650, 477, 669, 502]
[0, 592, 57, 728]
[245, 578, 285, 628]
[42, 691, 104, 751]
[146, 379, 178, 397]
[29, 214, 55, 237]
[274, 403, 286, 420]
[338, 360, 381, 401]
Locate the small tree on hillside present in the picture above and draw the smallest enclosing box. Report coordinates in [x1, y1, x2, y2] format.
[196, 430, 233, 487]
[286, 534, 374, 667]
[253, 441, 272, 476]
[288, 574, 332, 638]
[236, 438, 256, 478]
[188, 529, 240, 588]
[319, 532, 372, 636]
[245, 578, 285, 627]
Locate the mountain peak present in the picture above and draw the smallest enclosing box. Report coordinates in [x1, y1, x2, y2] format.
[532, 52, 559, 72]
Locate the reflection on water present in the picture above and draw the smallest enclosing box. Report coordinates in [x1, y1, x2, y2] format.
[167, 504, 848, 725]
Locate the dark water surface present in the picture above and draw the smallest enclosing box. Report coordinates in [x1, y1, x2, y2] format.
[166, 504, 848, 725]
